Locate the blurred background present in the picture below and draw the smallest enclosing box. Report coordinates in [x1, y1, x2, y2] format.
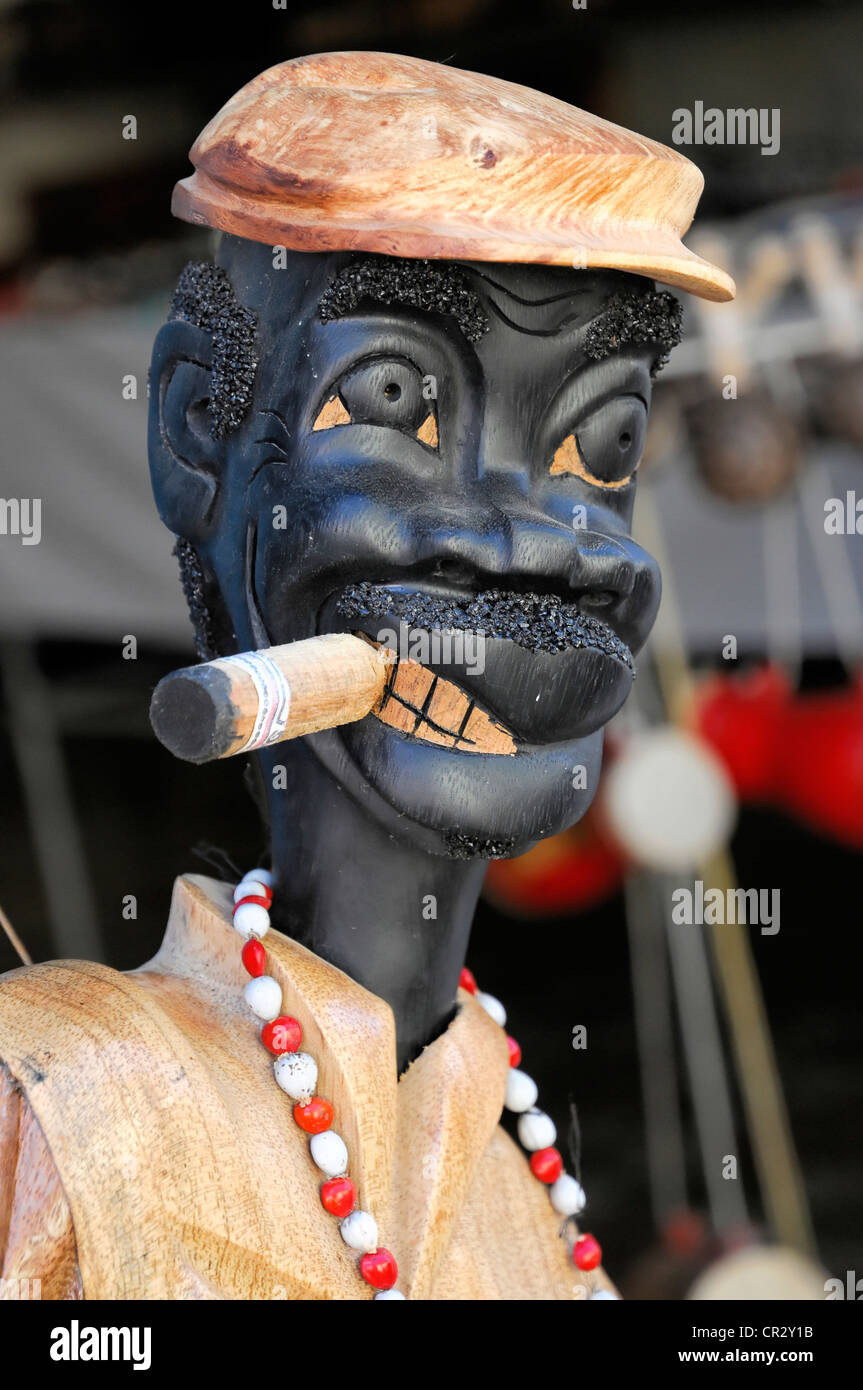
[1, 0, 861, 1298]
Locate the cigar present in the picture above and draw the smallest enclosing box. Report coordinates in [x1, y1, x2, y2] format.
[149, 633, 392, 764]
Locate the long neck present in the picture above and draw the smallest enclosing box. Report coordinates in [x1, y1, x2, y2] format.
[258, 742, 486, 1074]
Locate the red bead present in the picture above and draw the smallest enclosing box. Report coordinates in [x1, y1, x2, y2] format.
[459, 967, 477, 995]
[360, 1248, 398, 1291]
[321, 1176, 356, 1219]
[261, 1015, 302, 1055]
[293, 1097, 334, 1134]
[530, 1147, 563, 1184]
[506, 1035, 522, 1068]
[234, 894, 269, 912]
[241, 878, 273, 906]
[241, 938, 267, 978]
[573, 1234, 602, 1271]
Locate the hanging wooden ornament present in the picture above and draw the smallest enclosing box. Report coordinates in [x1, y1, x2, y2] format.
[687, 391, 801, 504]
[602, 727, 737, 873]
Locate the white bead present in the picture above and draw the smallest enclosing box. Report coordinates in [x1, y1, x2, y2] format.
[232, 901, 270, 940]
[475, 991, 506, 1027]
[375, 1289, 406, 1300]
[504, 1068, 538, 1113]
[274, 1050, 317, 1102]
[550, 1173, 587, 1217]
[589, 1290, 619, 1300]
[240, 868, 273, 888]
[309, 1129, 348, 1178]
[243, 975, 282, 1021]
[517, 1108, 557, 1151]
[340, 1209, 378, 1253]
[234, 879, 269, 903]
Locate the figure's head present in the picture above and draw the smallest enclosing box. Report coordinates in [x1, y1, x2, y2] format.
[148, 53, 733, 861]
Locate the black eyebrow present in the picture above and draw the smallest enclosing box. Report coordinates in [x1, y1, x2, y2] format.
[317, 255, 490, 343]
[582, 288, 684, 375]
[317, 257, 682, 375]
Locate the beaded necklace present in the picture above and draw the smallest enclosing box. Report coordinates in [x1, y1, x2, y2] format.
[231, 867, 616, 1301]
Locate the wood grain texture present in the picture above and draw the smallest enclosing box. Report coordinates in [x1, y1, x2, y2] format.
[150, 633, 391, 762]
[210, 633, 391, 750]
[0, 876, 613, 1300]
[374, 649, 517, 755]
[0, 1066, 81, 1299]
[171, 51, 735, 302]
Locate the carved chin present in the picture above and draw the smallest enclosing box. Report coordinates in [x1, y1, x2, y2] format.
[305, 710, 605, 861]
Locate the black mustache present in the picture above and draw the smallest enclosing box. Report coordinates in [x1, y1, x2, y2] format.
[336, 582, 635, 672]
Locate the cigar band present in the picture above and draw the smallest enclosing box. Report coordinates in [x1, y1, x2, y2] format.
[214, 651, 292, 752]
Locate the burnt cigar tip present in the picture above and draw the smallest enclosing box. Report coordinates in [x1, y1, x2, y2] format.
[149, 669, 230, 764]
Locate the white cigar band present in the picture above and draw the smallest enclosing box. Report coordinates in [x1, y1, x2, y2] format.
[213, 651, 292, 752]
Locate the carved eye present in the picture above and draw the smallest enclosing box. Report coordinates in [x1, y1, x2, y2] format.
[312, 358, 437, 446]
[550, 395, 647, 487]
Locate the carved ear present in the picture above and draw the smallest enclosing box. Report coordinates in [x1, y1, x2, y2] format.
[148, 318, 225, 542]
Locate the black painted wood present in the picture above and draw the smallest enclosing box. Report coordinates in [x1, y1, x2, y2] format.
[149, 239, 666, 1073]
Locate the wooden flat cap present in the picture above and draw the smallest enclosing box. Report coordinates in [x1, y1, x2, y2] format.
[173, 51, 735, 302]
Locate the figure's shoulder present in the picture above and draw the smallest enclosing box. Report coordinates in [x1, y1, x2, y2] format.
[0, 955, 135, 1084]
[0, 875, 245, 1077]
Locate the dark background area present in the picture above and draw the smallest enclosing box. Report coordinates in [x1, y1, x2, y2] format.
[0, 0, 861, 1297]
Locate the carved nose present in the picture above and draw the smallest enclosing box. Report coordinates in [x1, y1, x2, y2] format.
[568, 529, 636, 608]
[568, 531, 660, 656]
[409, 504, 660, 656]
[502, 514, 661, 657]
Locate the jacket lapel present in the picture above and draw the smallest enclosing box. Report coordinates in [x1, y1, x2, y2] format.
[168, 875, 509, 1293]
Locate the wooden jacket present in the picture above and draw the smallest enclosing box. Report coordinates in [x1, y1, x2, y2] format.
[0, 875, 608, 1300]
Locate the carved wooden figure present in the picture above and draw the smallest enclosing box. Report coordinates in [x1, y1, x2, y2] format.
[0, 52, 732, 1301]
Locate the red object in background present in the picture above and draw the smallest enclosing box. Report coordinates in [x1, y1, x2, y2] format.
[694, 665, 863, 849]
[693, 664, 791, 801]
[484, 663, 863, 923]
[484, 808, 626, 917]
[773, 674, 863, 846]
[662, 1208, 709, 1259]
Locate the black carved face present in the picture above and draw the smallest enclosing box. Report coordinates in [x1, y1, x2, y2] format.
[150, 237, 670, 859]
